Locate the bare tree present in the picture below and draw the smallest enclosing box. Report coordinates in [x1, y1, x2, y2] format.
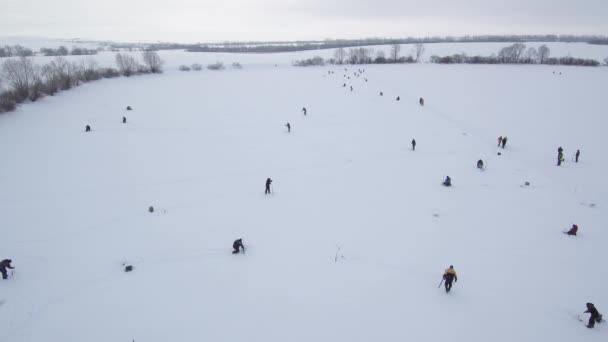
[512, 43, 526, 63]
[538, 45, 550, 64]
[142, 50, 163, 73]
[524, 47, 538, 63]
[498, 43, 527, 63]
[390, 44, 401, 61]
[115, 53, 139, 76]
[413, 43, 426, 62]
[334, 47, 346, 64]
[1, 57, 37, 100]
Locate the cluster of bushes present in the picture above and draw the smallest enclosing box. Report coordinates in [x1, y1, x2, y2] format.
[0, 51, 163, 113]
[0, 45, 34, 57]
[40, 46, 98, 56]
[115, 51, 164, 76]
[294, 44, 423, 67]
[178, 62, 242, 71]
[293, 56, 325, 67]
[430, 44, 602, 67]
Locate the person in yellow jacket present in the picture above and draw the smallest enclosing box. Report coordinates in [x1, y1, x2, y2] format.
[443, 265, 458, 293]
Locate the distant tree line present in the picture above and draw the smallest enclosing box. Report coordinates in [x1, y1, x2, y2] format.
[0, 51, 163, 113]
[174, 35, 608, 54]
[40, 46, 99, 56]
[429, 44, 601, 67]
[0, 45, 34, 57]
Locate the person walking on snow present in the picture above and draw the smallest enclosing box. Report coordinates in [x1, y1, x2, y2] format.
[411, 139, 416, 151]
[477, 159, 484, 169]
[232, 239, 245, 254]
[575, 149, 580, 163]
[565, 224, 578, 236]
[584, 303, 603, 328]
[285, 122, 291, 133]
[501, 136, 508, 149]
[498, 136, 503, 147]
[443, 265, 458, 293]
[302, 107, 307, 116]
[396, 96, 400, 101]
[265, 178, 273, 195]
[557, 147, 565, 166]
[419, 97, 424, 106]
[0, 259, 15, 280]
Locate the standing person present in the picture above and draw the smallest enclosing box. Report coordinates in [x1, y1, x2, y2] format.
[501, 136, 508, 149]
[232, 239, 245, 254]
[411, 139, 416, 151]
[350, 86, 353, 91]
[380, 92, 383, 96]
[265, 178, 273, 195]
[557, 147, 564, 166]
[477, 159, 484, 169]
[442, 265, 458, 293]
[85, 125, 91, 132]
[575, 149, 580, 163]
[122, 117, 127, 124]
[285, 123, 291, 133]
[498, 136, 503, 147]
[0, 259, 14, 280]
[584, 303, 603, 328]
[302, 107, 307, 116]
[396, 96, 400, 101]
[419, 97, 424, 106]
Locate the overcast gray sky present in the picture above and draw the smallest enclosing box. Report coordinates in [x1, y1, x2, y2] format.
[2, 0, 607, 42]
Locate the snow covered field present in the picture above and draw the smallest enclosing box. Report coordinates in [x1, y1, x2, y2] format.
[0, 46, 607, 342]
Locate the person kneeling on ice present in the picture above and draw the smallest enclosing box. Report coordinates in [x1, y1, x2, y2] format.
[585, 303, 603, 328]
[443, 265, 458, 293]
[477, 159, 484, 169]
[443, 176, 452, 187]
[0, 259, 15, 280]
[232, 239, 245, 254]
[566, 224, 578, 236]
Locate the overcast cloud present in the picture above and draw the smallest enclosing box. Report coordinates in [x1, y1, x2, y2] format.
[1, 0, 606, 42]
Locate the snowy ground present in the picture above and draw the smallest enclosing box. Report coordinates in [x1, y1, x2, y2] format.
[0, 47, 607, 342]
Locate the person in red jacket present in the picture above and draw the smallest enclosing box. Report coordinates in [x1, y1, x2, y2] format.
[0, 259, 14, 280]
[566, 224, 578, 236]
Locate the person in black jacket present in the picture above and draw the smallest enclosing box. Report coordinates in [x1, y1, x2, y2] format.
[575, 149, 580, 163]
[585, 303, 603, 328]
[285, 123, 291, 133]
[411, 139, 416, 151]
[0, 259, 14, 280]
[443, 265, 458, 293]
[443, 176, 452, 187]
[302, 107, 307, 116]
[85, 125, 91, 132]
[265, 178, 273, 195]
[232, 239, 245, 254]
[501, 136, 508, 149]
[477, 159, 484, 169]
